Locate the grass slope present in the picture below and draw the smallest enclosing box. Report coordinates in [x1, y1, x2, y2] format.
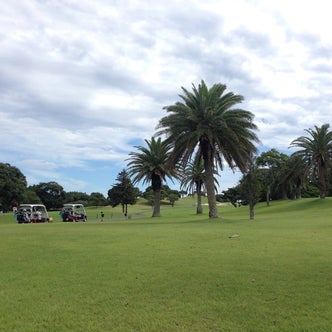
[0, 198, 331, 331]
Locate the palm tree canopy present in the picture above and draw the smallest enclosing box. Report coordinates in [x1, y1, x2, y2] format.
[180, 159, 219, 194]
[290, 124, 332, 167]
[127, 137, 175, 189]
[180, 160, 205, 193]
[156, 80, 260, 173]
[289, 123, 332, 198]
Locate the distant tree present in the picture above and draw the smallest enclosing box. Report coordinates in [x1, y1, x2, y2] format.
[142, 187, 155, 206]
[0, 163, 27, 211]
[290, 124, 332, 199]
[239, 161, 263, 220]
[31, 181, 65, 209]
[279, 155, 307, 199]
[180, 159, 219, 214]
[65, 191, 90, 204]
[302, 183, 320, 198]
[127, 137, 176, 217]
[256, 149, 289, 205]
[160, 184, 172, 200]
[180, 160, 205, 214]
[88, 192, 108, 207]
[23, 188, 43, 204]
[167, 191, 180, 207]
[108, 169, 137, 216]
[157, 80, 259, 218]
[162, 186, 180, 207]
[221, 187, 241, 207]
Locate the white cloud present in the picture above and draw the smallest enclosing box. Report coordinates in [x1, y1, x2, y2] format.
[1, 0, 332, 194]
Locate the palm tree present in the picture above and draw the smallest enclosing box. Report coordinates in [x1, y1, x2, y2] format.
[180, 158, 219, 214]
[289, 123, 332, 199]
[278, 155, 308, 200]
[127, 137, 175, 217]
[156, 80, 260, 218]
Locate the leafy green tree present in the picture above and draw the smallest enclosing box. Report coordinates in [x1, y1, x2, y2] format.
[161, 185, 180, 207]
[65, 191, 90, 204]
[220, 187, 241, 207]
[167, 191, 180, 207]
[127, 137, 176, 217]
[239, 162, 263, 220]
[256, 149, 289, 205]
[142, 187, 155, 206]
[290, 124, 332, 199]
[108, 169, 137, 216]
[88, 192, 108, 207]
[157, 80, 259, 218]
[302, 183, 320, 198]
[23, 188, 43, 204]
[31, 181, 65, 209]
[0, 163, 27, 211]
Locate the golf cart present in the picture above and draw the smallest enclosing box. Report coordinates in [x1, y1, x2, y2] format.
[61, 204, 87, 222]
[16, 204, 50, 223]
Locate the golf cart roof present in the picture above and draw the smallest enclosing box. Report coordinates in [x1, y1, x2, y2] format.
[19, 204, 47, 209]
[63, 204, 85, 208]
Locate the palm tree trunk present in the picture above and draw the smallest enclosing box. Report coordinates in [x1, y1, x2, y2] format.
[203, 155, 219, 218]
[318, 165, 327, 199]
[196, 183, 203, 214]
[152, 188, 161, 217]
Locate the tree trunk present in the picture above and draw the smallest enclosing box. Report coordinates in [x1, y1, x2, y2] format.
[296, 186, 302, 199]
[203, 153, 219, 218]
[318, 165, 327, 199]
[266, 184, 270, 206]
[152, 188, 161, 217]
[196, 183, 203, 214]
[249, 202, 255, 220]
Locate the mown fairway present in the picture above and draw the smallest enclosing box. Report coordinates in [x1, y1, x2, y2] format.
[0, 198, 332, 331]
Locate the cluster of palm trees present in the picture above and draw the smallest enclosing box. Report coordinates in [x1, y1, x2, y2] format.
[127, 80, 259, 218]
[127, 80, 332, 218]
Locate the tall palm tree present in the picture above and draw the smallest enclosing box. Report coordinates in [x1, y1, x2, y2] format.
[127, 137, 175, 217]
[289, 123, 332, 199]
[180, 158, 219, 214]
[156, 80, 260, 218]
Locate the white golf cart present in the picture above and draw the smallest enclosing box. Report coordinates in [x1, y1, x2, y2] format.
[61, 204, 87, 222]
[16, 204, 50, 223]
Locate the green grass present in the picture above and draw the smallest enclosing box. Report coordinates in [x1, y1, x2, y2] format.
[1, 198, 332, 331]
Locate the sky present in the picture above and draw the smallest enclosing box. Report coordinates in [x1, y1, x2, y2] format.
[1, 0, 332, 196]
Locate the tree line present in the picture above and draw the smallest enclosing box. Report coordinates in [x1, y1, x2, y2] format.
[0, 163, 181, 213]
[125, 81, 332, 219]
[0, 166, 109, 212]
[1, 81, 331, 218]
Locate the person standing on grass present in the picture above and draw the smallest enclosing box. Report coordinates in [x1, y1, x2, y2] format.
[100, 211, 104, 222]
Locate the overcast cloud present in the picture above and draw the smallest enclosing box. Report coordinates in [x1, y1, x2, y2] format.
[1, 0, 332, 195]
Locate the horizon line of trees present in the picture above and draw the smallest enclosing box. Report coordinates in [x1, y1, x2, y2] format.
[2, 82, 332, 219]
[125, 81, 332, 219]
[0, 163, 183, 213]
[0, 166, 111, 212]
